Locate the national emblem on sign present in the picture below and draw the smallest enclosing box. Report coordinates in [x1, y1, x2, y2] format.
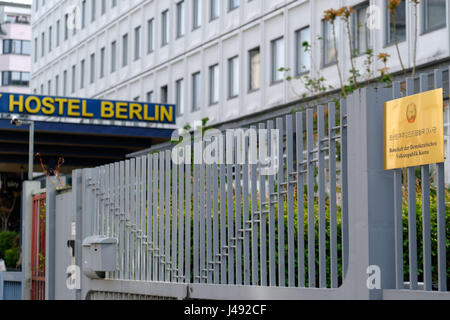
[406, 103, 417, 123]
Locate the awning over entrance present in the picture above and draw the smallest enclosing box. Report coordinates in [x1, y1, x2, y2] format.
[0, 119, 174, 173]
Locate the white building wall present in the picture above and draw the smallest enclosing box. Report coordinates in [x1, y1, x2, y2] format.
[30, 0, 450, 130]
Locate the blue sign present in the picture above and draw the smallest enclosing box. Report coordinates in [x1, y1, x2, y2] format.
[0, 93, 176, 124]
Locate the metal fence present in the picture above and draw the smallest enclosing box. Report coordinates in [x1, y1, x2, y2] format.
[48, 70, 450, 300]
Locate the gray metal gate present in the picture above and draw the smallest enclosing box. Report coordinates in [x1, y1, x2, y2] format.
[50, 70, 450, 300]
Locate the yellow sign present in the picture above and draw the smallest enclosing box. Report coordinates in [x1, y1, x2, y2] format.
[384, 88, 444, 170]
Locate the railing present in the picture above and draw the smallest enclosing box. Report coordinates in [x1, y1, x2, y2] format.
[66, 70, 449, 300]
[86, 101, 348, 289]
[391, 71, 448, 292]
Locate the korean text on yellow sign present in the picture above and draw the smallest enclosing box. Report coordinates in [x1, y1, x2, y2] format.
[384, 88, 444, 170]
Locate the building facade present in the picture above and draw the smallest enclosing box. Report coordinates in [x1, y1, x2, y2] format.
[0, 0, 31, 94]
[30, 0, 450, 177]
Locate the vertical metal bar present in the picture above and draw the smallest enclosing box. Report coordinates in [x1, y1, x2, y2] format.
[406, 77, 418, 290]
[226, 131, 235, 285]
[393, 81, 404, 289]
[258, 123, 267, 287]
[205, 141, 212, 284]
[318, 105, 326, 288]
[147, 155, 153, 281]
[118, 161, 125, 279]
[193, 148, 199, 283]
[165, 150, 171, 281]
[419, 73, 432, 291]
[219, 134, 226, 284]
[130, 158, 136, 280]
[153, 154, 159, 282]
[124, 160, 130, 280]
[286, 115, 295, 287]
[328, 102, 338, 289]
[185, 158, 191, 284]
[436, 68, 447, 292]
[141, 156, 147, 281]
[136, 157, 141, 280]
[178, 157, 184, 283]
[296, 113, 305, 288]
[250, 127, 258, 286]
[200, 142, 206, 284]
[242, 132, 250, 285]
[113, 163, 119, 280]
[267, 120, 276, 287]
[306, 109, 316, 287]
[212, 142, 219, 284]
[99, 166, 105, 237]
[172, 152, 178, 283]
[340, 98, 349, 282]
[159, 153, 164, 282]
[276, 118, 285, 287]
[235, 133, 243, 286]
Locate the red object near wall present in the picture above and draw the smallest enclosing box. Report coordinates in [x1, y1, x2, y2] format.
[31, 193, 46, 300]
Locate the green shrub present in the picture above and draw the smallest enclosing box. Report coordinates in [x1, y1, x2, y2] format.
[0, 231, 20, 269]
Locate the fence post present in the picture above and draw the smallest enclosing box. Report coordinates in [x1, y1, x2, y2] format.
[21, 180, 41, 300]
[342, 87, 396, 299]
[45, 177, 57, 300]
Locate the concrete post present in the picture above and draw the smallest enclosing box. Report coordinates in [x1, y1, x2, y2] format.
[341, 87, 397, 299]
[45, 177, 57, 300]
[21, 180, 41, 300]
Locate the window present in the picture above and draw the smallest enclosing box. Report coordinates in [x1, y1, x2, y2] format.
[192, 72, 201, 111]
[353, 4, 371, 55]
[249, 48, 260, 91]
[34, 37, 37, 62]
[209, 64, 219, 105]
[161, 10, 169, 46]
[82, 0, 86, 28]
[111, 41, 117, 73]
[100, 47, 105, 78]
[48, 26, 52, 52]
[386, 0, 406, 45]
[228, 56, 239, 98]
[134, 26, 141, 60]
[63, 70, 67, 95]
[56, 20, 60, 47]
[64, 14, 69, 40]
[146, 91, 154, 102]
[147, 19, 155, 53]
[80, 59, 85, 89]
[271, 37, 284, 83]
[323, 19, 338, 66]
[90, 53, 95, 83]
[296, 26, 311, 74]
[41, 32, 45, 57]
[1, 71, 30, 86]
[176, 78, 184, 115]
[161, 85, 168, 104]
[423, 0, 446, 33]
[101, 0, 106, 15]
[229, 0, 239, 11]
[48, 80, 51, 95]
[3, 40, 31, 55]
[193, 0, 202, 29]
[176, 1, 185, 38]
[210, 0, 219, 20]
[91, 0, 96, 22]
[55, 75, 59, 96]
[71, 65, 76, 93]
[122, 33, 128, 67]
